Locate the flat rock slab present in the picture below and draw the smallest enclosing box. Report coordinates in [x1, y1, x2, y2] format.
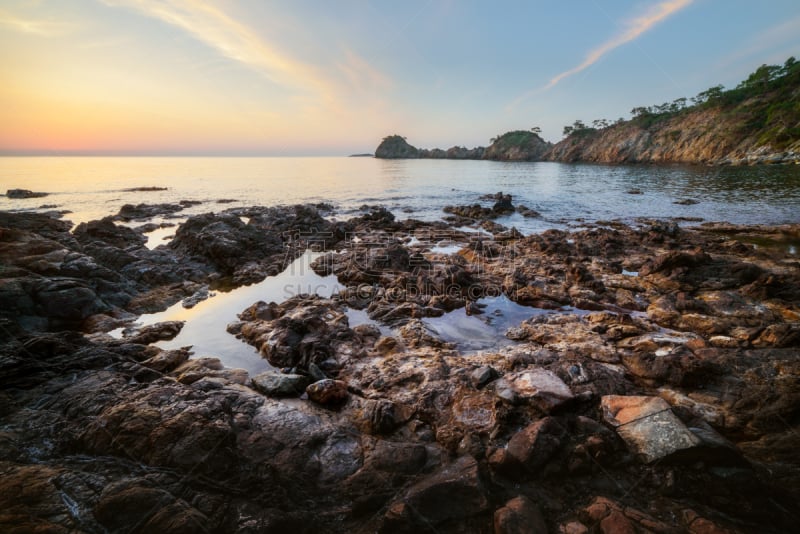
[601, 395, 701, 463]
[495, 369, 574, 412]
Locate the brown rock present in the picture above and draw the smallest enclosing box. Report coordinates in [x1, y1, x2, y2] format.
[306, 379, 348, 405]
[381, 455, 488, 532]
[494, 495, 548, 534]
[506, 416, 567, 473]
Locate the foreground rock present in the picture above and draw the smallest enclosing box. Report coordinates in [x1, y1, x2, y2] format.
[2, 207, 799, 533]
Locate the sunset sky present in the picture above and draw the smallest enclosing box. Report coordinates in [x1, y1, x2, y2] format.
[2, 0, 799, 155]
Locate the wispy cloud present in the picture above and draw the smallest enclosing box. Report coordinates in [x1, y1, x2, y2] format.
[104, 0, 327, 92]
[510, 0, 694, 108]
[103, 0, 391, 112]
[0, 8, 73, 37]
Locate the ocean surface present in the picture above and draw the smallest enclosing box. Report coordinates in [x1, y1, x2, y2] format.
[2, 156, 800, 232]
[3, 156, 799, 374]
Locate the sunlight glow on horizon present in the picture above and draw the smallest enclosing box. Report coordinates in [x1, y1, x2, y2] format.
[1, 1, 799, 154]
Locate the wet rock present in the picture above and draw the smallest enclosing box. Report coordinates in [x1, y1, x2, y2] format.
[251, 371, 310, 397]
[494, 495, 548, 534]
[601, 395, 702, 463]
[234, 296, 355, 370]
[125, 320, 185, 344]
[360, 399, 404, 434]
[380, 455, 488, 532]
[181, 286, 212, 308]
[6, 188, 48, 198]
[364, 440, 427, 474]
[505, 416, 567, 473]
[115, 202, 184, 221]
[74, 216, 148, 249]
[306, 379, 348, 406]
[471, 365, 498, 389]
[141, 348, 191, 373]
[494, 369, 574, 412]
[170, 212, 285, 278]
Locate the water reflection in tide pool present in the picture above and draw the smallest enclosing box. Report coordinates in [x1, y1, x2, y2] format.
[115, 251, 343, 374]
[423, 296, 561, 352]
[115, 251, 569, 372]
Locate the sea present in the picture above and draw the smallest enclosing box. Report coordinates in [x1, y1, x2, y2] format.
[2, 156, 799, 373]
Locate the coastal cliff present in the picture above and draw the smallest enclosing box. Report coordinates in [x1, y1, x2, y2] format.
[376, 57, 800, 165]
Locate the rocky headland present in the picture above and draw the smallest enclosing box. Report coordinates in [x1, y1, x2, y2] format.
[1, 198, 799, 532]
[376, 58, 800, 165]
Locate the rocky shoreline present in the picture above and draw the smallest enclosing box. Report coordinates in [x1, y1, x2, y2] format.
[1, 198, 799, 532]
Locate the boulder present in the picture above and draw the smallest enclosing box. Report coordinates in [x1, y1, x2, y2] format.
[505, 416, 567, 473]
[380, 456, 488, 531]
[494, 369, 574, 412]
[601, 395, 702, 463]
[250, 372, 310, 397]
[6, 188, 48, 198]
[306, 379, 348, 406]
[494, 495, 548, 534]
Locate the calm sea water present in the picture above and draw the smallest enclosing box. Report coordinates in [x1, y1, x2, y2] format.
[3, 156, 799, 373]
[2, 157, 799, 232]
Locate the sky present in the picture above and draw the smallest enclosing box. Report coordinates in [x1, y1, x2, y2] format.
[1, 0, 799, 156]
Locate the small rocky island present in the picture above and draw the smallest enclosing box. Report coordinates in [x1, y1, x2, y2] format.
[1, 194, 798, 532]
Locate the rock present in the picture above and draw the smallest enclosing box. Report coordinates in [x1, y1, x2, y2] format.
[181, 286, 212, 308]
[6, 188, 48, 198]
[381, 456, 488, 532]
[74, 217, 147, 249]
[494, 495, 548, 534]
[126, 320, 185, 344]
[365, 441, 427, 474]
[494, 369, 574, 412]
[601, 395, 702, 463]
[505, 416, 567, 473]
[141, 348, 191, 373]
[306, 379, 348, 406]
[374, 135, 420, 159]
[471, 365, 498, 389]
[361, 399, 403, 434]
[234, 296, 355, 370]
[251, 371, 310, 397]
[115, 202, 184, 221]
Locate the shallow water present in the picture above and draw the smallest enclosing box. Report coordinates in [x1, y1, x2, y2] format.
[113, 251, 344, 374]
[113, 250, 561, 371]
[2, 157, 799, 233]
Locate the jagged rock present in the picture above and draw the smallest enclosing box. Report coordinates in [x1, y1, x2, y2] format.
[251, 371, 310, 397]
[125, 320, 185, 344]
[504, 416, 567, 473]
[380, 456, 488, 532]
[494, 369, 574, 411]
[6, 188, 48, 198]
[601, 395, 702, 462]
[306, 379, 348, 405]
[374, 135, 420, 159]
[494, 495, 548, 534]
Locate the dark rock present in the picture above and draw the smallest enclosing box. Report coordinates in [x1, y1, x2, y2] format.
[251, 371, 310, 397]
[505, 416, 567, 473]
[494, 495, 548, 534]
[380, 456, 488, 532]
[306, 379, 348, 405]
[6, 188, 48, 198]
[374, 135, 420, 159]
[126, 321, 185, 344]
[471, 365, 498, 389]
